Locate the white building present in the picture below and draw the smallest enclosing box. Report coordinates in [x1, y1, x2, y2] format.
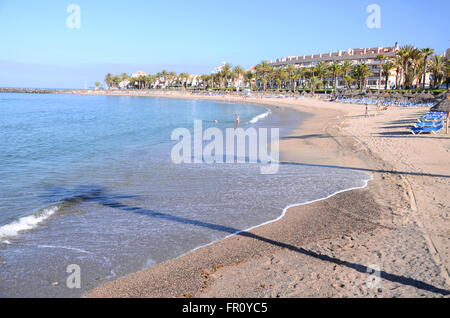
[270, 43, 404, 89]
[132, 71, 148, 78]
[211, 62, 227, 74]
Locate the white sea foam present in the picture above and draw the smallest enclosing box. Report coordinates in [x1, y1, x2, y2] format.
[170, 173, 373, 266]
[249, 110, 272, 124]
[0, 206, 59, 239]
[38, 244, 93, 254]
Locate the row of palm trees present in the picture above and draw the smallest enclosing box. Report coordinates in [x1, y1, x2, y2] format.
[103, 45, 450, 91]
[104, 71, 193, 90]
[249, 46, 449, 91]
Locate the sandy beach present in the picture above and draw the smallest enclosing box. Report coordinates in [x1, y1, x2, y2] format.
[85, 92, 450, 298]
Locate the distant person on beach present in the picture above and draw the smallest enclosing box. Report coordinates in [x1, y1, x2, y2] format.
[234, 114, 241, 126]
[365, 104, 370, 118]
[376, 98, 381, 111]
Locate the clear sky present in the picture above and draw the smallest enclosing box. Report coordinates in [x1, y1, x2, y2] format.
[0, 0, 449, 88]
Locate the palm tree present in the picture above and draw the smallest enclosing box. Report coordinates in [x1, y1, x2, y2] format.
[397, 45, 422, 88]
[293, 67, 306, 89]
[397, 46, 410, 88]
[340, 61, 352, 89]
[382, 61, 395, 90]
[178, 73, 190, 88]
[309, 76, 319, 93]
[329, 63, 342, 90]
[408, 49, 423, 88]
[244, 71, 255, 89]
[121, 73, 129, 81]
[146, 75, 156, 89]
[343, 74, 355, 89]
[233, 66, 245, 89]
[105, 73, 114, 88]
[290, 68, 301, 89]
[255, 61, 273, 91]
[112, 75, 121, 89]
[168, 72, 177, 88]
[200, 74, 211, 89]
[430, 55, 445, 89]
[285, 65, 296, 89]
[219, 63, 233, 88]
[212, 72, 221, 88]
[303, 68, 316, 89]
[420, 48, 434, 89]
[273, 68, 288, 89]
[351, 64, 371, 89]
[375, 54, 386, 89]
[392, 56, 403, 89]
[445, 59, 450, 89]
[315, 62, 327, 84]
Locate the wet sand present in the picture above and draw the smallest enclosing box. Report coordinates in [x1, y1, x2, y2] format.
[85, 92, 450, 298]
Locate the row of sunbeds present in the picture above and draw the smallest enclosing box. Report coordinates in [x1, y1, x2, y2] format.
[410, 112, 447, 135]
[337, 97, 436, 107]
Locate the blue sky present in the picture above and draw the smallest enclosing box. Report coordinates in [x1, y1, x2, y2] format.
[0, 0, 449, 88]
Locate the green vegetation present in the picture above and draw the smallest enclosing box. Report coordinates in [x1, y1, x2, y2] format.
[102, 45, 450, 91]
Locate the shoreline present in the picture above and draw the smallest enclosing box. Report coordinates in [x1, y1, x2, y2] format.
[85, 92, 449, 298]
[85, 94, 384, 298]
[32, 92, 442, 298]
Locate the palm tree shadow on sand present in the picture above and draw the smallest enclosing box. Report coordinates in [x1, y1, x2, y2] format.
[278, 161, 450, 179]
[42, 185, 450, 296]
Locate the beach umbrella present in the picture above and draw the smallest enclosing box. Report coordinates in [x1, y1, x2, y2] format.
[431, 99, 450, 134]
[423, 92, 436, 104]
[417, 92, 428, 99]
[358, 91, 367, 97]
[435, 91, 448, 101]
[404, 91, 414, 98]
[371, 91, 381, 101]
[413, 92, 425, 103]
[391, 92, 402, 101]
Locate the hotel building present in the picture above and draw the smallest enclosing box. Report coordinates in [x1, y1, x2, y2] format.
[269, 43, 406, 89]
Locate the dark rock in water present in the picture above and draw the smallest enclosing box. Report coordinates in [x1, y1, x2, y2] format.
[0, 88, 67, 94]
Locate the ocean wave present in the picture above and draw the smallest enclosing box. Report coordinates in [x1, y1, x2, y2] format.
[0, 206, 60, 239]
[37, 244, 93, 255]
[249, 110, 272, 124]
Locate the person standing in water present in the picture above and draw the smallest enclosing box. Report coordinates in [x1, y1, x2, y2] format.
[234, 114, 241, 126]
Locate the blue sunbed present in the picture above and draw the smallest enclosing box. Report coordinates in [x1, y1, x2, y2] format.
[411, 125, 444, 135]
[414, 121, 444, 128]
[418, 116, 445, 122]
[422, 113, 445, 117]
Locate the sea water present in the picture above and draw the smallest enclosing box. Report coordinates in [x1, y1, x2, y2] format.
[0, 93, 370, 297]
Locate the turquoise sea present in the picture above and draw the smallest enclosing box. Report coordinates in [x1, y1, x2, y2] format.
[0, 93, 370, 297]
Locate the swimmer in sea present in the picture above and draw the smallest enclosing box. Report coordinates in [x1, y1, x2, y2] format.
[234, 114, 241, 126]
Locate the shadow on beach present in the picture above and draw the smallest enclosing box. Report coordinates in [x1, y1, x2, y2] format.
[43, 185, 450, 297]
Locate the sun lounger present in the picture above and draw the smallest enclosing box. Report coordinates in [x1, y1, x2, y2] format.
[414, 121, 444, 128]
[411, 125, 444, 135]
[418, 116, 445, 122]
[428, 112, 446, 115]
